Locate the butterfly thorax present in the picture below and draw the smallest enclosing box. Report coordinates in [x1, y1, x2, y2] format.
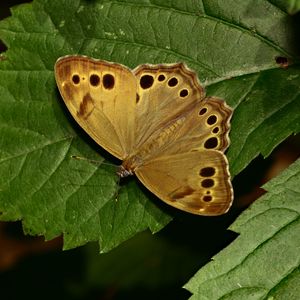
[116, 165, 133, 178]
[117, 155, 142, 178]
[118, 117, 187, 178]
[134, 116, 186, 158]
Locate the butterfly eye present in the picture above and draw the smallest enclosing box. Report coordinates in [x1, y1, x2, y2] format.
[199, 107, 207, 115]
[90, 74, 100, 86]
[140, 75, 154, 89]
[207, 115, 218, 125]
[179, 89, 189, 98]
[168, 77, 178, 87]
[157, 74, 165, 81]
[199, 167, 216, 177]
[72, 74, 80, 84]
[103, 74, 115, 89]
[204, 137, 218, 149]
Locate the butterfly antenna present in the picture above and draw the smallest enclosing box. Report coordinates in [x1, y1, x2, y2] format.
[71, 155, 121, 201]
[71, 155, 116, 167]
[113, 173, 122, 202]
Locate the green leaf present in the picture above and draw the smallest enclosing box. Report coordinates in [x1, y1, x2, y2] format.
[0, 0, 299, 251]
[79, 231, 201, 291]
[185, 158, 300, 299]
[209, 67, 300, 176]
[270, 0, 300, 15]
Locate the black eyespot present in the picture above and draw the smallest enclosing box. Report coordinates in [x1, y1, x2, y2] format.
[140, 75, 154, 89]
[204, 137, 218, 149]
[72, 74, 80, 84]
[200, 167, 216, 177]
[158, 74, 165, 81]
[180, 89, 189, 97]
[168, 77, 178, 87]
[207, 115, 217, 125]
[201, 179, 215, 188]
[90, 74, 100, 86]
[199, 107, 207, 115]
[103, 74, 115, 89]
[203, 195, 212, 202]
[212, 127, 219, 133]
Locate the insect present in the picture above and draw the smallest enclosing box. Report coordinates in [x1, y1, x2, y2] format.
[55, 55, 233, 215]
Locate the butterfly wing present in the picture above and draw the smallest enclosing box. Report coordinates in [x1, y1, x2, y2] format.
[132, 63, 231, 158]
[133, 63, 205, 150]
[55, 55, 137, 160]
[131, 64, 233, 215]
[135, 150, 233, 216]
[153, 96, 232, 156]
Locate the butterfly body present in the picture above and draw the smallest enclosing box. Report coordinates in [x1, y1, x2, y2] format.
[55, 55, 233, 215]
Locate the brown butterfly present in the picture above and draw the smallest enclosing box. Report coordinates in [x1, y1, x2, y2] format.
[55, 55, 233, 215]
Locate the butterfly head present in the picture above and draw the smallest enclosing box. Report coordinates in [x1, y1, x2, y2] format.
[116, 165, 134, 178]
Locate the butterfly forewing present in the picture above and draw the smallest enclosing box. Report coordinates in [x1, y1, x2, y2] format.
[55, 55, 137, 160]
[133, 63, 205, 150]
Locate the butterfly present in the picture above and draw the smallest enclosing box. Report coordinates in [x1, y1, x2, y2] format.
[54, 55, 233, 215]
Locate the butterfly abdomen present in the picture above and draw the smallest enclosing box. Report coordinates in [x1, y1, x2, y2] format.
[120, 117, 186, 174]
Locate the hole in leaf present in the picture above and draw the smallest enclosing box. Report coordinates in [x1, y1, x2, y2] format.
[275, 56, 289, 68]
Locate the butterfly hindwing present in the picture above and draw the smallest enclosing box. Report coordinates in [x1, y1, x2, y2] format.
[135, 150, 233, 216]
[157, 96, 232, 156]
